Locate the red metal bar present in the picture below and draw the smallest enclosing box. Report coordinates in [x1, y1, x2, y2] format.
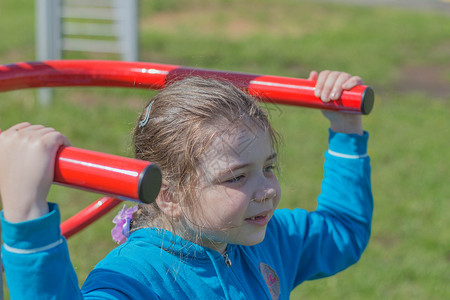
[60, 197, 122, 239]
[0, 60, 374, 114]
[55, 146, 161, 239]
[0, 59, 375, 239]
[54, 146, 161, 204]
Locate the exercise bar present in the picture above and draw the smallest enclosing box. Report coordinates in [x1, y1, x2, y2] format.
[0, 60, 374, 114]
[54, 146, 161, 204]
[0, 59, 375, 239]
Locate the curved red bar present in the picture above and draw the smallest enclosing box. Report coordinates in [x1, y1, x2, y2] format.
[60, 197, 122, 239]
[54, 146, 161, 203]
[0, 60, 374, 114]
[0, 59, 375, 240]
[0, 60, 175, 91]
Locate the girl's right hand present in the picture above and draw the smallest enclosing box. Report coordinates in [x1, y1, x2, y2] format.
[0, 122, 70, 223]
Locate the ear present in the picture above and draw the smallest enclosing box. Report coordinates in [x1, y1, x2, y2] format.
[155, 180, 182, 218]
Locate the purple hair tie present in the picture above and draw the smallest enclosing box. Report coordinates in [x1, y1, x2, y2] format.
[111, 204, 138, 244]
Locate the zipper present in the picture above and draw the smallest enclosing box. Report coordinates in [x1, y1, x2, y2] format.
[222, 248, 252, 299]
[223, 252, 232, 267]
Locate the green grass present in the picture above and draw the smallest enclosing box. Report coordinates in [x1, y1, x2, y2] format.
[1, 0, 449, 299]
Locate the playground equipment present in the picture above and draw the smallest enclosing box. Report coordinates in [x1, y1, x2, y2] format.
[0, 60, 375, 239]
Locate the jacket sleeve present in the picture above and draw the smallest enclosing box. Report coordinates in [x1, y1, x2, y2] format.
[267, 129, 373, 289]
[1, 203, 83, 300]
[309, 130, 373, 277]
[1, 204, 161, 300]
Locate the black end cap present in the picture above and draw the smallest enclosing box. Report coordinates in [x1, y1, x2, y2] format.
[138, 164, 162, 204]
[361, 86, 375, 115]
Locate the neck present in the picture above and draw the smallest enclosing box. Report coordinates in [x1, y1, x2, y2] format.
[169, 221, 228, 254]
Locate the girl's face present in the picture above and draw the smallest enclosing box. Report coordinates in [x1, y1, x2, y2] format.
[185, 124, 281, 253]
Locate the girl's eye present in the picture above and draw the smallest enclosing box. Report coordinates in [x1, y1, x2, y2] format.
[264, 164, 275, 173]
[225, 174, 245, 183]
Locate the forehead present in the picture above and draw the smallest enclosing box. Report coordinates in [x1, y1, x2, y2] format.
[199, 123, 273, 176]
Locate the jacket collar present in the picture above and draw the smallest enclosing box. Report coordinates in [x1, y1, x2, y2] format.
[127, 227, 227, 261]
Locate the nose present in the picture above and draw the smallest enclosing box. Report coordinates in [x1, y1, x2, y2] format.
[252, 178, 277, 203]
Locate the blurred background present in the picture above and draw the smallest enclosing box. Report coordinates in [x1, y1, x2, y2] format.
[0, 0, 449, 299]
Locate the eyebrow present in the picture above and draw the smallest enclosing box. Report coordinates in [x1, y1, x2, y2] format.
[214, 152, 278, 180]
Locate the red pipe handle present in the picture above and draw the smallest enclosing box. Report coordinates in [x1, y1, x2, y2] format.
[167, 68, 374, 114]
[54, 146, 161, 203]
[0, 60, 374, 114]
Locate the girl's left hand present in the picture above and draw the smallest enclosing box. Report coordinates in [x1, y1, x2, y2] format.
[309, 70, 363, 102]
[308, 70, 364, 135]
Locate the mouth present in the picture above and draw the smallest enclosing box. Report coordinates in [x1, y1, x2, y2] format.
[245, 211, 271, 225]
[245, 214, 267, 221]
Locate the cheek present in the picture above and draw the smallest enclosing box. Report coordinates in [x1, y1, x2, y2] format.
[200, 188, 248, 223]
[223, 187, 252, 213]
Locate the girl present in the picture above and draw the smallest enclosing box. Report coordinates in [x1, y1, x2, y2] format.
[0, 71, 372, 299]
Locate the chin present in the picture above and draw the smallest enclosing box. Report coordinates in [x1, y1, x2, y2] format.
[246, 239, 264, 246]
[241, 231, 267, 246]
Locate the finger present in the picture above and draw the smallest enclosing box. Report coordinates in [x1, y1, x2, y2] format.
[13, 124, 46, 138]
[42, 130, 71, 149]
[0, 123, 31, 140]
[314, 70, 330, 98]
[50, 132, 71, 148]
[4, 122, 32, 134]
[330, 73, 351, 100]
[35, 127, 56, 135]
[11, 124, 47, 142]
[21, 124, 46, 133]
[342, 76, 364, 90]
[308, 70, 318, 81]
[320, 71, 341, 102]
[31, 127, 70, 151]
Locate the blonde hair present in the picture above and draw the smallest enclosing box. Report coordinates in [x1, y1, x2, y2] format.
[130, 77, 279, 234]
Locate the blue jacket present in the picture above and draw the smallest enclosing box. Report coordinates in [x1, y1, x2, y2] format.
[2, 131, 373, 299]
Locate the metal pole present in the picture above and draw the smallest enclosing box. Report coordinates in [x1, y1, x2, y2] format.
[36, 0, 61, 105]
[115, 0, 138, 61]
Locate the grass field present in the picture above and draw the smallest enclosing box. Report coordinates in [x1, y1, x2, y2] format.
[1, 0, 449, 299]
